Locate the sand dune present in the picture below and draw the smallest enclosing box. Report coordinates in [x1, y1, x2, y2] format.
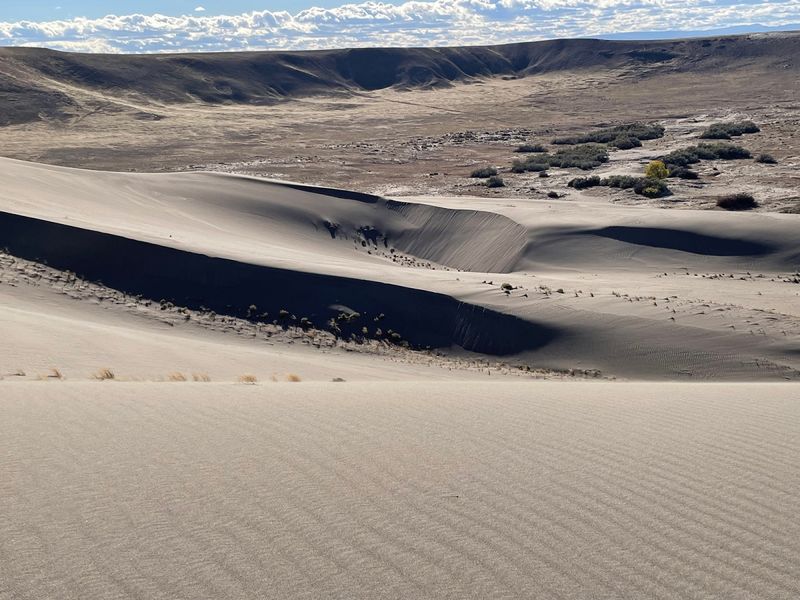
[2, 382, 799, 599]
[0, 157, 798, 379]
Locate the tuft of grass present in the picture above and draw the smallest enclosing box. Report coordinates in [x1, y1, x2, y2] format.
[167, 372, 187, 382]
[470, 166, 498, 178]
[717, 193, 757, 211]
[755, 153, 777, 164]
[238, 374, 258, 384]
[286, 374, 302, 382]
[93, 368, 115, 381]
[192, 373, 211, 382]
[48, 368, 64, 380]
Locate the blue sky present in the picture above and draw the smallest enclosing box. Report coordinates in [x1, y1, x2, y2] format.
[0, 1, 798, 54]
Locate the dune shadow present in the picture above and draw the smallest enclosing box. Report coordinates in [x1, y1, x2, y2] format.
[0, 211, 558, 356]
[583, 226, 775, 257]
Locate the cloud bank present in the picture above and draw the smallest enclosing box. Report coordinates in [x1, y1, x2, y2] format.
[0, 0, 798, 53]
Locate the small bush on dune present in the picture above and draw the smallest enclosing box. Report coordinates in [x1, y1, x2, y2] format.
[471, 166, 498, 178]
[700, 120, 760, 140]
[486, 175, 506, 188]
[515, 143, 546, 153]
[286, 374, 302, 382]
[756, 153, 777, 164]
[168, 372, 187, 382]
[238, 374, 258, 384]
[717, 193, 757, 210]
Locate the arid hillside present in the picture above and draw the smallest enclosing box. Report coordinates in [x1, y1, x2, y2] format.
[0, 33, 798, 125]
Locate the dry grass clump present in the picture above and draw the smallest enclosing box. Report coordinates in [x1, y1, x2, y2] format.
[238, 374, 258, 384]
[167, 372, 187, 382]
[93, 368, 115, 381]
[192, 373, 211, 382]
[47, 368, 63, 380]
[286, 374, 302, 382]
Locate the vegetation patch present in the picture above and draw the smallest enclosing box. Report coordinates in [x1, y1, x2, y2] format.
[699, 120, 760, 140]
[544, 143, 610, 170]
[553, 123, 665, 147]
[568, 174, 670, 198]
[660, 143, 751, 169]
[514, 143, 547, 153]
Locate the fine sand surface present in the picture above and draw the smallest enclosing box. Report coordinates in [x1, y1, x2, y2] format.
[0, 157, 798, 380]
[2, 382, 799, 599]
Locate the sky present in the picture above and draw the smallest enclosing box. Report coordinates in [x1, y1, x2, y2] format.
[0, 1, 798, 53]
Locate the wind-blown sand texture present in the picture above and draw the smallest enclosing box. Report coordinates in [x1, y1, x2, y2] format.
[2, 382, 799, 599]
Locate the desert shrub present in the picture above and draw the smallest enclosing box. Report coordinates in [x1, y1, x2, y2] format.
[486, 175, 505, 188]
[645, 160, 669, 180]
[636, 179, 670, 198]
[755, 153, 777, 164]
[515, 143, 546, 153]
[238, 374, 258, 384]
[568, 175, 602, 189]
[286, 374, 302, 382]
[501, 282, 514, 291]
[547, 191, 560, 199]
[569, 174, 670, 197]
[717, 193, 757, 210]
[611, 135, 642, 150]
[661, 143, 751, 170]
[603, 175, 641, 189]
[700, 120, 760, 139]
[706, 143, 751, 160]
[553, 122, 664, 145]
[545, 144, 609, 170]
[668, 166, 699, 179]
[511, 158, 548, 173]
[471, 166, 498, 178]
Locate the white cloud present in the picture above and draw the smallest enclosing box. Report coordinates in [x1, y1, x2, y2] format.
[0, 0, 797, 53]
[194, 6, 206, 12]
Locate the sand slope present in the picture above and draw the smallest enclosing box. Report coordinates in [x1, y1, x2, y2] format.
[0, 157, 799, 379]
[2, 382, 799, 599]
